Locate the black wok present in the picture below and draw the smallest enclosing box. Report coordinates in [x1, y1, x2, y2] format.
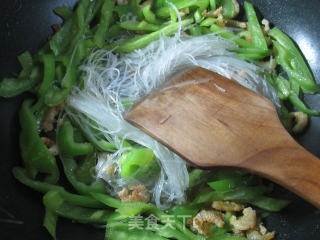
[0, 0, 319, 239]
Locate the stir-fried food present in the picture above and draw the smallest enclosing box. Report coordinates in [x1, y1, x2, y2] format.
[1, 0, 319, 239]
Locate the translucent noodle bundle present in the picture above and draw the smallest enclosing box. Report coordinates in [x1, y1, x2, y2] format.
[66, 32, 279, 209]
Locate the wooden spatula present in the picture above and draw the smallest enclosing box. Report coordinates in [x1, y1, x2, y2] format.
[124, 67, 320, 208]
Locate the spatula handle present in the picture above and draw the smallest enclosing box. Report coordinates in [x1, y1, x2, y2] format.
[240, 138, 320, 209]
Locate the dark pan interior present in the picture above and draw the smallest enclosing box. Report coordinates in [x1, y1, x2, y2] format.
[0, 0, 319, 239]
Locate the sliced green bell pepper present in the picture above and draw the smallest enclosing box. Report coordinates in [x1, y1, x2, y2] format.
[209, 24, 254, 48]
[270, 29, 320, 94]
[120, 148, 157, 181]
[244, 1, 268, 51]
[37, 54, 56, 97]
[0, 66, 40, 98]
[54, 5, 73, 20]
[248, 196, 290, 212]
[0, 51, 40, 98]
[189, 168, 204, 186]
[156, 0, 209, 19]
[120, 20, 162, 32]
[142, 4, 164, 25]
[93, 0, 115, 47]
[106, 17, 194, 52]
[218, 0, 239, 19]
[13, 167, 104, 208]
[57, 120, 94, 156]
[43, 207, 58, 239]
[230, 48, 270, 60]
[188, 25, 211, 36]
[60, 155, 105, 195]
[43, 190, 111, 223]
[19, 99, 59, 183]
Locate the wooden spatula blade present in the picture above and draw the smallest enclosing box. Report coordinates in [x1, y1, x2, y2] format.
[125, 67, 282, 168]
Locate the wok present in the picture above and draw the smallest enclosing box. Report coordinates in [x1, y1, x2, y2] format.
[0, 0, 319, 239]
